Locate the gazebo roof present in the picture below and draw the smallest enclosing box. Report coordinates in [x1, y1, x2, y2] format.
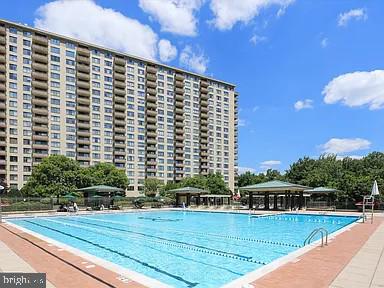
[303, 186, 338, 193]
[76, 185, 124, 194]
[239, 180, 311, 193]
[167, 186, 208, 194]
[200, 194, 232, 198]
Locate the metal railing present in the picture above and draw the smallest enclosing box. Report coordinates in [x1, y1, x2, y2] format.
[304, 227, 329, 247]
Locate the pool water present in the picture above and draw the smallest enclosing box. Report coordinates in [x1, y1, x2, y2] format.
[9, 211, 358, 288]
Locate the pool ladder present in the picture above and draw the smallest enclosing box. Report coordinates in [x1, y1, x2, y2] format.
[303, 228, 329, 247]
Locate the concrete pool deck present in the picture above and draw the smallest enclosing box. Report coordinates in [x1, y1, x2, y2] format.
[0, 210, 383, 288]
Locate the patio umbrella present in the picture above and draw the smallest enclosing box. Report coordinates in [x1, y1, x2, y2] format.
[372, 180, 380, 197]
[62, 193, 76, 200]
[112, 195, 125, 200]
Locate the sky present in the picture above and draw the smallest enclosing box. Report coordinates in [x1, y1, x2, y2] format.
[1, 0, 383, 174]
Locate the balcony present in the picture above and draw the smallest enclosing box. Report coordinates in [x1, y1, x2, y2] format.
[32, 53, 48, 64]
[32, 81, 48, 90]
[175, 88, 184, 95]
[77, 72, 90, 81]
[146, 66, 157, 74]
[77, 81, 90, 90]
[77, 64, 90, 73]
[200, 80, 209, 88]
[114, 80, 125, 90]
[114, 57, 126, 66]
[32, 134, 48, 141]
[77, 55, 90, 64]
[77, 105, 90, 113]
[147, 109, 157, 117]
[114, 65, 125, 74]
[146, 80, 156, 89]
[32, 107, 48, 116]
[77, 88, 90, 97]
[32, 44, 48, 55]
[0, 56, 5, 64]
[32, 62, 48, 73]
[175, 74, 185, 81]
[77, 46, 90, 57]
[114, 73, 125, 81]
[147, 138, 157, 145]
[147, 88, 157, 96]
[32, 71, 48, 81]
[114, 87, 125, 96]
[32, 35, 48, 46]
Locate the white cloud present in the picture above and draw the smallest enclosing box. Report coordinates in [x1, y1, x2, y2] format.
[238, 119, 246, 127]
[238, 166, 256, 174]
[34, 0, 161, 60]
[250, 34, 267, 45]
[209, 0, 295, 30]
[252, 106, 260, 112]
[294, 99, 313, 111]
[158, 39, 177, 62]
[320, 138, 371, 154]
[338, 8, 367, 27]
[179, 45, 208, 73]
[321, 37, 328, 48]
[260, 160, 281, 170]
[323, 70, 384, 110]
[139, 0, 204, 36]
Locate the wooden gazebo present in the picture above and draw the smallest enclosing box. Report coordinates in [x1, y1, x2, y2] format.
[239, 180, 311, 210]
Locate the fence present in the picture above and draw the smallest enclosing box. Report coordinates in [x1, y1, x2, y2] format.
[0, 196, 175, 214]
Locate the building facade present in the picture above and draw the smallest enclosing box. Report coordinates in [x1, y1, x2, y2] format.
[0, 19, 238, 195]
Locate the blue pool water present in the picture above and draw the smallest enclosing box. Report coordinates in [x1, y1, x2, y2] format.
[9, 211, 358, 288]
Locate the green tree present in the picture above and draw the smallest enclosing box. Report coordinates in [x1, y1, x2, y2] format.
[82, 162, 129, 189]
[180, 175, 207, 189]
[21, 155, 82, 197]
[206, 173, 229, 194]
[144, 178, 164, 197]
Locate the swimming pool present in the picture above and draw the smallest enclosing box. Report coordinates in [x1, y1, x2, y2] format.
[8, 211, 358, 288]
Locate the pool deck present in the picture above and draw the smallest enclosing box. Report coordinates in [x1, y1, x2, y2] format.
[250, 215, 384, 288]
[0, 210, 383, 288]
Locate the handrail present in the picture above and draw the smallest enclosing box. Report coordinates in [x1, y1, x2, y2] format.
[304, 227, 329, 247]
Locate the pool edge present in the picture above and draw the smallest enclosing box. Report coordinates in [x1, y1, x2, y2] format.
[4, 220, 171, 288]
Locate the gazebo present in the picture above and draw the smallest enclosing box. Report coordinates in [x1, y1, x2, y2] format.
[76, 185, 125, 207]
[304, 187, 338, 210]
[200, 194, 232, 206]
[239, 180, 311, 210]
[167, 187, 208, 207]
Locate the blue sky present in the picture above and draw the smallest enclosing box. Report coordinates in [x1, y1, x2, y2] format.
[1, 0, 383, 174]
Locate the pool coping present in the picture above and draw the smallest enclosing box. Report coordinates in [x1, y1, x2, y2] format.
[3, 210, 362, 288]
[222, 217, 360, 288]
[4, 220, 171, 288]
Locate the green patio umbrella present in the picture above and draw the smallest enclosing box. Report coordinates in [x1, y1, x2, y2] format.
[62, 193, 76, 200]
[112, 195, 125, 200]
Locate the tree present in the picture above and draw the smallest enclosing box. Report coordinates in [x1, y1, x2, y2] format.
[21, 155, 82, 197]
[180, 175, 207, 189]
[206, 173, 229, 194]
[21, 156, 129, 197]
[144, 178, 163, 197]
[81, 162, 129, 189]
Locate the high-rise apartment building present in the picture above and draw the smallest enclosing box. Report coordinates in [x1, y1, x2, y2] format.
[0, 19, 238, 195]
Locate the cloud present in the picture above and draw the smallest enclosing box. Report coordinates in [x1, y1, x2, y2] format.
[179, 45, 208, 73]
[260, 160, 281, 170]
[323, 70, 384, 110]
[250, 34, 267, 45]
[252, 106, 260, 112]
[238, 119, 246, 127]
[320, 138, 371, 154]
[320, 37, 328, 48]
[238, 166, 256, 174]
[338, 8, 367, 27]
[294, 99, 313, 111]
[139, 0, 204, 36]
[209, 0, 295, 30]
[158, 39, 177, 62]
[35, 0, 164, 60]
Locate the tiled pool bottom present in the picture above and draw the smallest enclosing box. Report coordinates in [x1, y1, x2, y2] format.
[9, 211, 358, 288]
